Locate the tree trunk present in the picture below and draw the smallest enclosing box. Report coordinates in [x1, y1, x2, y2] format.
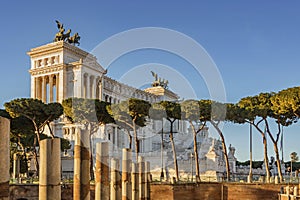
[33, 135, 39, 177]
[211, 122, 230, 181]
[169, 121, 179, 182]
[262, 135, 271, 182]
[133, 120, 139, 161]
[190, 122, 200, 182]
[273, 142, 283, 182]
[265, 121, 283, 183]
[125, 129, 132, 149]
[90, 132, 94, 180]
[251, 122, 271, 182]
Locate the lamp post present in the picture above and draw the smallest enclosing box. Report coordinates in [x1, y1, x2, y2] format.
[160, 119, 164, 181]
[248, 122, 253, 183]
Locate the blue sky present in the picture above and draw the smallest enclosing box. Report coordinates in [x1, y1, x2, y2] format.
[1, 1, 300, 161]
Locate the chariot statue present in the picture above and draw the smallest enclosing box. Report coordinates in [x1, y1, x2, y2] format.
[53, 20, 80, 46]
[151, 71, 169, 89]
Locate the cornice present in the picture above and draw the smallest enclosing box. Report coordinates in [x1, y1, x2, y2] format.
[27, 41, 93, 60]
[29, 64, 66, 75]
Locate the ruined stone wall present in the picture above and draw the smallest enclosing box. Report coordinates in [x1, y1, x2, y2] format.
[8, 183, 283, 200]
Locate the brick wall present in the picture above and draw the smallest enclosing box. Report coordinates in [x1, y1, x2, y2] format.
[151, 183, 284, 200]
[8, 183, 285, 200]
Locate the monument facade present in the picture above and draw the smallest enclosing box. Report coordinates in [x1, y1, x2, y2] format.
[27, 38, 231, 180]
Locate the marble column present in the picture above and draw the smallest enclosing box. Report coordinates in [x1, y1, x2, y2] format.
[35, 77, 41, 99]
[131, 163, 138, 200]
[49, 75, 54, 102]
[39, 138, 61, 200]
[0, 117, 10, 200]
[74, 129, 90, 200]
[95, 142, 109, 200]
[110, 158, 119, 200]
[56, 73, 59, 102]
[86, 74, 90, 98]
[122, 148, 132, 200]
[42, 76, 47, 102]
[138, 156, 145, 200]
[145, 161, 150, 200]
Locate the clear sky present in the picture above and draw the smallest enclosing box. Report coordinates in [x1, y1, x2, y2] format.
[0, 1, 300, 161]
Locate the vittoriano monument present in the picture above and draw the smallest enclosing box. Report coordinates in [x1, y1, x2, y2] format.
[54, 20, 80, 45]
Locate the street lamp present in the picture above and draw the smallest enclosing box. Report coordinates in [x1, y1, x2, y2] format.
[160, 119, 164, 181]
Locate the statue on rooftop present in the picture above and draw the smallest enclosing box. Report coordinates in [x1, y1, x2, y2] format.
[151, 71, 169, 89]
[53, 20, 80, 46]
[68, 33, 81, 46]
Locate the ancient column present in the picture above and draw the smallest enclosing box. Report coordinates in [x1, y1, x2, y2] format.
[131, 163, 138, 200]
[42, 75, 47, 103]
[13, 153, 20, 182]
[35, 77, 41, 99]
[122, 148, 132, 200]
[86, 74, 90, 98]
[294, 186, 298, 196]
[95, 142, 109, 200]
[110, 158, 119, 200]
[56, 73, 59, 102]
[0, 117, 10, 200]
[138, 156, 145, 200]
[49, 75, 54, 102]
[145, 161, 150, 200]
[39, 138, 61, 200]
[74, 129, 90, 200]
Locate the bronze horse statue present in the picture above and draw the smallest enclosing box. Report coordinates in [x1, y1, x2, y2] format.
[67, 33, 80, 45]
[53, 20, 80, 45]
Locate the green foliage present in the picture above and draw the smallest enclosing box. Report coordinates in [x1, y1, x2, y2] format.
[60, 137, 72, 152]
[227, 103, 255, 124]
[238, 93, 274, 120]
[198, 100, 212, 122]
[128, 98, 151, 119]
[149, 102, 167, 121]
[181, 100, 200, 122]
[62, 98, 114, 125]
[110, 98, 151, 128]
[236, 160, 264, 169]
[0, 109, 35, 149]
[159, 101, 181, 121]
[5, 98, 63, 128]
[271, 87, 300, 125]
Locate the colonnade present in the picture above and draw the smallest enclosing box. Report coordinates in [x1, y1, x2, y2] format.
[34, 73, 59, 103]
[83, 73, 101, 99]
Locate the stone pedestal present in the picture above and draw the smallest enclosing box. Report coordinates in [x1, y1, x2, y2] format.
[74, 129, 90, 200]
[39, 138, 61, 200]
[0, 117, 10, 200]
[95, 142, 109, 200]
